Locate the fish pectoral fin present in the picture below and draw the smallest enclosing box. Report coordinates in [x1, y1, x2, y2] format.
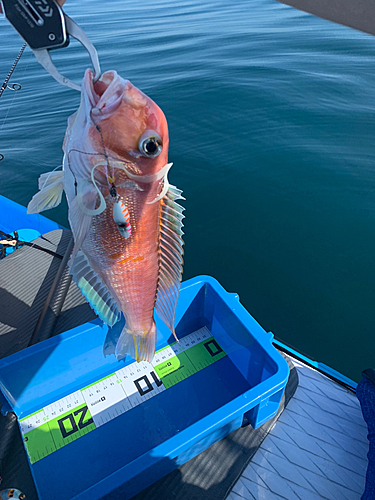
[155, 185, 185, 339]
[27, 170, 64, 214]
[115, 321, 157, 363]
[70, 251, 121, 327]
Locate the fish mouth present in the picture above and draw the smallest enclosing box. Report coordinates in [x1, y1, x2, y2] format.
[84, 69, 147, 117]
[84, 69, 121, 115]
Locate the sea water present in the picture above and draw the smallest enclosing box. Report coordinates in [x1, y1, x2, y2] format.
[1, 0, 375, 381]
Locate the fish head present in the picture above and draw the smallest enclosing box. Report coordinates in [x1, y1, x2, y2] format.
[85, 69, 169, 177]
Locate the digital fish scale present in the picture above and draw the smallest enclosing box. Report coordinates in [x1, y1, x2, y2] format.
[19, 327, 226, 465]
[0, 276, 289, 500]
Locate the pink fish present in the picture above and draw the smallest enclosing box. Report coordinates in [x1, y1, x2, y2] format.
[28, 69, 184, 362]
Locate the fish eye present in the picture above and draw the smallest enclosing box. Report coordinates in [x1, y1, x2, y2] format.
[138, 131, 163, 158]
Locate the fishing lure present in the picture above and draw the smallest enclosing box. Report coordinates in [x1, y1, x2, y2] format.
[112, 198, 132, 239]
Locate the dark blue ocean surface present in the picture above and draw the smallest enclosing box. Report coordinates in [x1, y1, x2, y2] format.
[1, 0, 374, 381]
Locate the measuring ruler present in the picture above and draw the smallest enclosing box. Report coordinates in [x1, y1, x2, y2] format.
[19, 327, 226, 464]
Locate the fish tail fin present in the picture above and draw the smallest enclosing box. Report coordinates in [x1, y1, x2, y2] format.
[27, 170, 64, 214]
[115, 320, 157, 363]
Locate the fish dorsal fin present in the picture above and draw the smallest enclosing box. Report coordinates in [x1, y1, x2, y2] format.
[70, 251, 121, 327]
[155, 185, 185, 340]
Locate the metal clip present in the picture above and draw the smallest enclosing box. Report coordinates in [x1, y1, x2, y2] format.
[33, 14, 101, 91]
[2, 0, 101, 91]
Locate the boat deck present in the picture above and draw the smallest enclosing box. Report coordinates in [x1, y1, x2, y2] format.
[228, 358, 368, 500]
[0, 224, 370, 499]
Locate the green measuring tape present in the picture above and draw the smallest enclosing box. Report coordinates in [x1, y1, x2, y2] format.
[19, 327, 226, 464]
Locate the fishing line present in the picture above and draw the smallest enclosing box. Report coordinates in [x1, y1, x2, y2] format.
[66, 148, 105, 195]
[89, 110, 113, 189]
[0, 43, 27, 162]
[0, 43, 26, 99]
[67, 148, 135, 173]
[65, 147, 169, 209]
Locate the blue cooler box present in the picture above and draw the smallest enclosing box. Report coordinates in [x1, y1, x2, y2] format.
[0, 276, 289, 499]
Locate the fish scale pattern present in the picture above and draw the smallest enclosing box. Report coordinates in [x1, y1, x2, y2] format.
[227, 359, 369, 500]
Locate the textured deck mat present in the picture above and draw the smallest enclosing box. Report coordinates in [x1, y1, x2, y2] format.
[130, 354, 298, 500]
[0, 229, 96, 358]
[0, 230, 70, 358]
[229, 360, 367, 500]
